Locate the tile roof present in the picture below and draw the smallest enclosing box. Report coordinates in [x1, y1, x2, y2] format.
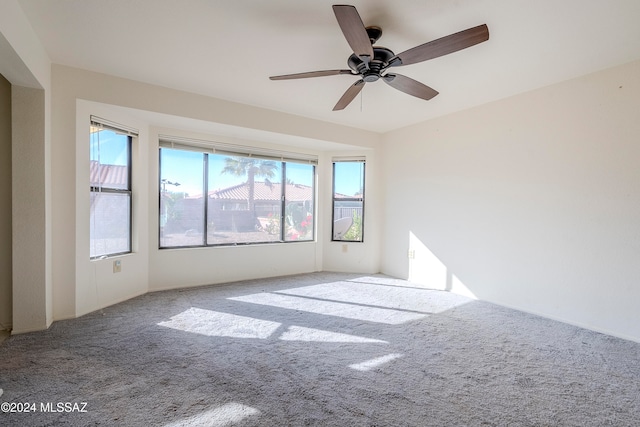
[90, 160, 128, 188]
[209, 181, 312, 202]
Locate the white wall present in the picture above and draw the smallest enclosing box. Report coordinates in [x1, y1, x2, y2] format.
[0, 0, 50, 90]
[51, 65, 382, 321]
[382, 59, 640, 342]
[0, 74, 11, 330]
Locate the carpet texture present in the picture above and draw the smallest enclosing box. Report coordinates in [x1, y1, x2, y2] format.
[1, 272, 639, 426]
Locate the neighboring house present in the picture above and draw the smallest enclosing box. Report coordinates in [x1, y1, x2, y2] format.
[163, 180, 365, 235]
[210, 180, 311, 215]
[165, 181, 315, 233]
[90, 160, 128, 188]
[333, 192, 364, 222]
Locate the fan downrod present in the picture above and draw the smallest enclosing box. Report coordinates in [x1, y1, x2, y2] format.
[366, 26, 382, 44]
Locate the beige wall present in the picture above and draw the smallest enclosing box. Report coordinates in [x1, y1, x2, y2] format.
[382, 59, 640, 341]
[0, 73, 11, 330]
[1, 0, 53, 334]
[12, 85, 50, 333]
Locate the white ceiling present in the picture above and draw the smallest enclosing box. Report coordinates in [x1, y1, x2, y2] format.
[17, 0, 640, 133]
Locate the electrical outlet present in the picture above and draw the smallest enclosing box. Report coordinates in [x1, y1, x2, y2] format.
[342, 244, 348, 253]
[113, 260, 122, 273]
[408, 249, 415, 259]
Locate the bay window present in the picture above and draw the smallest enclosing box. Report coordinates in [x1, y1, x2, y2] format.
[159, 137, 316, 248]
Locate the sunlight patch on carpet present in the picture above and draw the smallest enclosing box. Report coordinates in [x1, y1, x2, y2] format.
[157, 307, 280, 339]
[163, 402, 260, 426]
[229, 293, 426, 325]
[276, 280, 468, 314]
[349, 353, 404, 371]
[279, 325, 387, 343]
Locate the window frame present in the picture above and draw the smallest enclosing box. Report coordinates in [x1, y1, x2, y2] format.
[331, 159, 365, 243]
[89, 119, 134, 259]
[283, 161, 315, 242]
[158, 138, 317, 249]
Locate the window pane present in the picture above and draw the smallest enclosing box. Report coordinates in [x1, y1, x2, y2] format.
[208, 154, 282, 245]
[160, 148, 205, 247]
[333, 161, 364, 242]
[333, 200, 363, 241]
[90, 192, 130, 257]
[284, 163, 314, 241]
[90, 128, 129, 190]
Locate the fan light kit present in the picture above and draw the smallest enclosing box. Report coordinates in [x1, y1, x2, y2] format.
[270, 4, 489, 111]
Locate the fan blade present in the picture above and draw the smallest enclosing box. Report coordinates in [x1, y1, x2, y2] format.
[382, 74, 438, 100]
[333, 80, 365, 111]
[392, 24, 489, 67]
[270, 70, 353, 80]
[332, 5, 374, 58]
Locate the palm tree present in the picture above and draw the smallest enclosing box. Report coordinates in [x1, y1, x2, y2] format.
[221, 157, 278, 213]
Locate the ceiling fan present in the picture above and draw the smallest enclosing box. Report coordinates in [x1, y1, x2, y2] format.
[270, 4, 489, 111]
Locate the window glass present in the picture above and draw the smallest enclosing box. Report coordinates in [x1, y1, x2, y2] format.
[284, 162, 314, 241]
[90, 128, 129, 189]
[332, 161, 364, 242]
[90, 127, 131, 258]
[208, 155, 282, 245]
[159, 149, 205, 247]
[159, 145, 316, 248]
[90, 192, 131, 257]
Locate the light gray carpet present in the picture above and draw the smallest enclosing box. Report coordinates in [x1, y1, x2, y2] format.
[1, 272, 639, 426]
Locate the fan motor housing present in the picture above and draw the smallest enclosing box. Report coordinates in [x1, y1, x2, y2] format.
[348, 47, 395, 79]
